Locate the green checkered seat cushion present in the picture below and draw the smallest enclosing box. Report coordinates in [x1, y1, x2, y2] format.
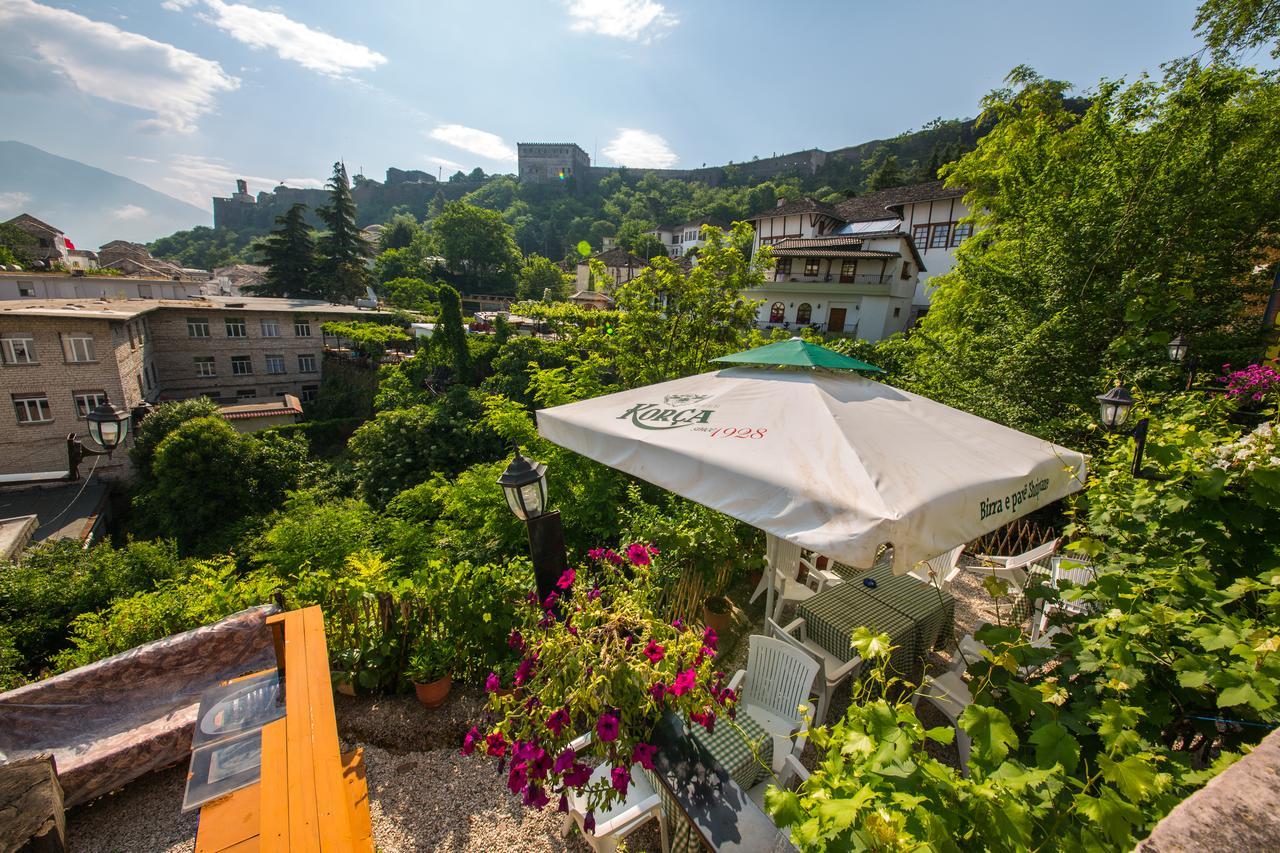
[689, 710, 775, 789]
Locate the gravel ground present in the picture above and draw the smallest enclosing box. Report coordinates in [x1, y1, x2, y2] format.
[65, 561, 1007, 851]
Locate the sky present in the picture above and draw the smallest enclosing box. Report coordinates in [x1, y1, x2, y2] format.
[0, 0, 1223, 216]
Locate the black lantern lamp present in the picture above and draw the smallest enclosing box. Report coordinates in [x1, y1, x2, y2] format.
[497, 447, 548, 520]
[1167, 334, 1189, 364]
[66, 396, 132, 479]
[497, 446, 567, 604]
[1167, 333, 1199, 391]
[1096, 385, 1157, 479]
[1096, 385, 1135, 431]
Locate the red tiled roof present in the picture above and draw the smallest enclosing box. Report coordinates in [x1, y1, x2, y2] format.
[769, 248, 900, 259]
[745, 197, 844, 221]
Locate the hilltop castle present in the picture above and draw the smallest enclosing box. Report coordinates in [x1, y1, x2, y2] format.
[516, 142, 833, 187]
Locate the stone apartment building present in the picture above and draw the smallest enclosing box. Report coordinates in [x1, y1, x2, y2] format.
[0, 296, 380, 477]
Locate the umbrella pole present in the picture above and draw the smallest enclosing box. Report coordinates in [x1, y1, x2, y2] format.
[763, 535, 776, 624]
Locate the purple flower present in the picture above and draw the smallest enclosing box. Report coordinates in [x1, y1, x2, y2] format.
[485, 732, 507, 757]
[485, 671, 501, 693]
[691, 710, 716, 734]
[507, 764, 528, 794]
[649, 681, 667, 703]
[528, 747, 552, 780]
[546, 707, 570, 736]
[542, 591, 560, 610]
[508, 630, 525, 652]
[632, 742, 658, 771]
[611, 765, 630, 795]
[515, 656, 537, 687]
[557, 793, 569, 813]
[643, 639, 665, 664]
[583, 812, 596, 833]
[563, 763, 592, 788]
[557, 568, 576, 590]
[523, 784, 550, 809]
[596, 710, 620, 742]
[669, 668, 697, 697]
[703, 626, 718, 650]
[587, 586, 602, 601]
[671, 618, 683, 629]
[461, 725, 480, 755]
[626, 543, 652, 566]
[553, 748, 577, 775]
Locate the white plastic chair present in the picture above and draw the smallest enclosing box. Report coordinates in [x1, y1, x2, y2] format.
[749, 535, 807, 604]
[969, 537, 1060, 595]
[905, 543, 967, 587]
[727, 635, 821, 775]
[746, 752, 810, 812]
[766, 617, 863, 728]
[773, 563, 844, 623]
[1030, 556, 1097, 642]
[912, 633, 984, 776]
[561, 732, 669, 853]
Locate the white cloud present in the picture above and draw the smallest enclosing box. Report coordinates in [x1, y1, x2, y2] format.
[564, 0, 676, 41]
[427, 155, 465, 171]
[0, 192, 32, 215]
[0, 0, 237, 133]
[169, 0, 387, 77]
[602, 129, 678, 168]
[427, 125, 516, 162]
[156, 154, 325, 209]
[111, 204, 148, 220]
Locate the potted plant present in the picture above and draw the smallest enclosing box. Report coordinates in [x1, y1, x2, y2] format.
[408, 641, 454, 708]
[702, 593, 733, 636]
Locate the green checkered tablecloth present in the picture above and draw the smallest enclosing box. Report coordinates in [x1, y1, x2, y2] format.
[651, 713, 775, 853]
[805, 559, 956, 685]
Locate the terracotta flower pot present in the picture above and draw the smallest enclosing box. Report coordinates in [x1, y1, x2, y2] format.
[414, 675, 452, 708]
[703, 596, 733, 636]
[332, 672, 357, 696]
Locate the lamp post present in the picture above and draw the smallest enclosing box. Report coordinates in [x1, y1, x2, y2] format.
[1095, 385, 1157, 480]
[67, 397, 132, 479]
[1167, 333, 1199, 391]
[497, 446, 569, 605]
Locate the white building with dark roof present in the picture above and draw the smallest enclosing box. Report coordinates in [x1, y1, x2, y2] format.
[744, 182, 977, 337]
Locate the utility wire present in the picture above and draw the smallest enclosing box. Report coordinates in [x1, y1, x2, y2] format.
[32, 454, 102, 538]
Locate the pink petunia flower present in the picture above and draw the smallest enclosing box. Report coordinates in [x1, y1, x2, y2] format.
[611, 765, 630, 795]
[626, 543, 652, 566]
[523, 784, 551, 809]
[703, 626, 718, 649]
[557, 568, 576, 590]
[508, 630, 525, 652]
[563, 763, 592, 788]
[643, 639, 665, 664]
[485, 671, 501, 693]
[584, 812, 596, 833]
[461, 725, 480, 755]
[485, 732, 507, 757]
[669, 668, 697, 697]
[546, 707, 570, 736]
[632, 742, 658, 771]
[649, 681, 667, 703]
[552, 748, 576, 775]
[596, 710, 620, 742]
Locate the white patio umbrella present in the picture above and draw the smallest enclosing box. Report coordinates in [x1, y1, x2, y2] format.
[536, 350, 1087, 605]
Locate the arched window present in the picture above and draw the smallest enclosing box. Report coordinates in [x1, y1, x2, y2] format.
[796, 303, 812, 325]
[769, 302, 785, 324]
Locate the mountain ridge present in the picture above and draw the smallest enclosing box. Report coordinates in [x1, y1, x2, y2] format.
[0, 141, 209, 251]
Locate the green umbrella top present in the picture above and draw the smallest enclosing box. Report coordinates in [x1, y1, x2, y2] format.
[711, 336, 885, 373]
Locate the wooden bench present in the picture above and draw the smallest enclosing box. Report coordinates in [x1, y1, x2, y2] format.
[195, 606, 373, 852]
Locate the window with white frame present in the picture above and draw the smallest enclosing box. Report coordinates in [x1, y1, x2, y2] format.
[265, 354, 286, 375]
[775, 257, 792, 276]
[1, 335, 36, 364]
[187, 317, 209, 338]
[13, 394, 51, 424]
[261, 319, 281, 337]
[73, 390, 107, 418]
[62, 334, 95, 363]
[803, 258, 820, 276]
[912, 224, 930, 248]
[294, 318, 312, 337]
[298, 353, 317, 373]
[952, 223, 973, 246]
[195, 356, 216, 377]
[300, 384, 319, 403]
[231, 355, 253, 375]
[225, 318, 247, 338]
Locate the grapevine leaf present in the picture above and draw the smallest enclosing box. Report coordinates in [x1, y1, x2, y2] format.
[1029, 721, 1080, 775]
[1098, 753, 1159, 802]
[960, 704, 1018, 765]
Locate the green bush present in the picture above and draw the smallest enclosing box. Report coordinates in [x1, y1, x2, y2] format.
[0, 538, 187, 680]
[265, 417, 364, 457]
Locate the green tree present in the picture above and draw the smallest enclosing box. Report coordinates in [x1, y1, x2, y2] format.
[380, 276, 437, 312]
[434, 201, 521, 293]
[1196, 0, 1280, 57]
[316, 161, 373, 302]
[900, 64, 1280, 442]
[0, 223, 36, 266]
[129, 397, 221, 483]
[610, 222, 766, 385]
[865, 149, 905, 190]
[435, 284, 471, 379]
[379, 212, 420, 251]
[630, 233, 668, 262]
[516, 254, 572, 301]
[253, 202, 317, 298]
[348, 388, 503, 506]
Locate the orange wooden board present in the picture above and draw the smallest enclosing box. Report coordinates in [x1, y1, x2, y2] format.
[194, 779, 261, 853]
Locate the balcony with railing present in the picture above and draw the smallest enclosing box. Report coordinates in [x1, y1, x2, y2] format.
[771, 272, 892, 286]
